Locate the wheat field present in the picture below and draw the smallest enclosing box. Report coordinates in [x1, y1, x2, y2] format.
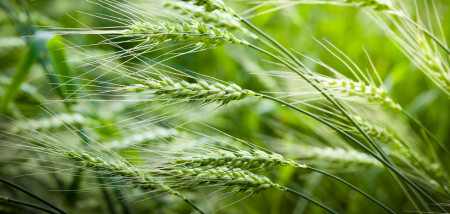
[0, 0, 449, 213]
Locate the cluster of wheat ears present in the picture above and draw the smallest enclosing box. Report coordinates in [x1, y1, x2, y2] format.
[0, 0, 449, 213]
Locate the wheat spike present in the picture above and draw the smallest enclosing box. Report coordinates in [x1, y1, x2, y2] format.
[123, 77, 257, 104]
[124, 20, 248, 46]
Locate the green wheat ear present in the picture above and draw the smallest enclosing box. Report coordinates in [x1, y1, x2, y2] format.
[122, 77, 258, 104]
[172, 149, 306, 171]
[123, 20, 248, 47]
[320, 78, 402, 111]
[168, 166, 283, 194]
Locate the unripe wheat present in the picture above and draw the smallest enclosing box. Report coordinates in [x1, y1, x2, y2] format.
[122, 77, 257, 104]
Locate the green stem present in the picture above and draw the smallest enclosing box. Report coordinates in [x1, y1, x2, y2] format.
[97, 176, 117, 214]
[183, 198, 205, 214]
[0, 195, 58, 214]
[112, 186, 132, 214]
[283, 187, 338, 214]
[306, 167, 395, 213]
[0, 177, 67, 214]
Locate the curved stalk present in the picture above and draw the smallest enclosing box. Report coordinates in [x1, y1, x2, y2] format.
[306, 167, 395, 213]
[0, 195, 58, 214]
[183, 197, 205, 214]
[0, 177, 67, 214]
[284, 187, 338, 214]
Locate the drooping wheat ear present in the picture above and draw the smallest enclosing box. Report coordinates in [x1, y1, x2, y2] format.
[164, 1, 251, 35]
[172, 149, 306, 171]
[300, 145, 382, 167]
[170, 166, 284, 194]
[103, 128, 178, 150]
[9, 113, 89, 133]
[123, 77, 258, 104]
[124, 20, 248, 46]
[63, 150, 180, 195]
[179, 0, 235, 15]
[319, 78, 402, 111]
[346, 0, 393, 11]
